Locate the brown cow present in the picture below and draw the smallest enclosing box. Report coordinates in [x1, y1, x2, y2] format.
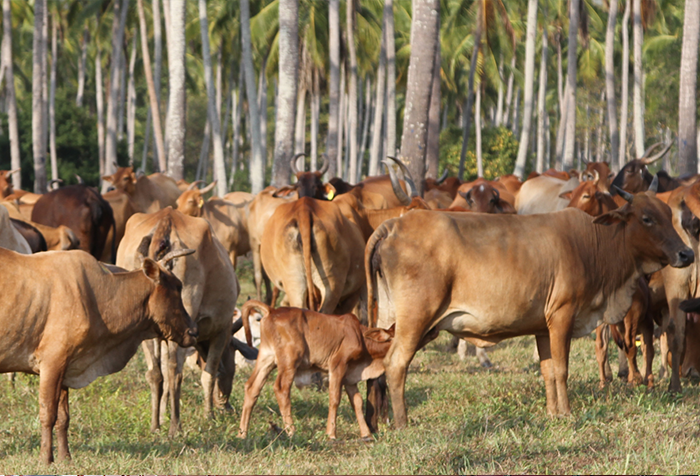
[1, 201, 80, 251]
[102, 167, 181, 213]
[117, 207, 239, 436]
[366, 188, 692, 427]
[288, 153, 336, 199]
[449, 178, 516, 210]
[456, 183, 516, 214]
[237, 300, 394, 440]
[611, 142, 677, 193]
[10, 218, 47, 252]
[100, 189, 138, 262]
[581, 162, 614, 191]
[0, 248, 197, 464]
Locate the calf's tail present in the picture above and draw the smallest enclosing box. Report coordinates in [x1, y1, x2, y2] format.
[241, 300, 270, 347]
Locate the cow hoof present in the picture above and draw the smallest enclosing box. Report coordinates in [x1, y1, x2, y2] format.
[480, 360, 493, 369]
[598, 381, 608, 390]
[237, 431, 247, 439]
[359, 436, 374, 443]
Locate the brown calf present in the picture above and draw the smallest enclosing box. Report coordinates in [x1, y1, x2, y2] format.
[237, 300, 394, 440]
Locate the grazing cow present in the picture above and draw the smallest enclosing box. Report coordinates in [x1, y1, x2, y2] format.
[32, 185, 116, 262]
[0, 205, 31, 254]
[516, 174, 579, 215]
[261, 197, 366, 314]
[237, 300, 395, 440]
[366, 187, 692, 427]
[117, 207, 238, 436]
[611, 142, 676, 193]
[0, 248, 198, 464]
[102, 166, 181, 213]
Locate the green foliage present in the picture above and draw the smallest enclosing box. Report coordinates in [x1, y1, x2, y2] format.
[439, 125, 519, 180]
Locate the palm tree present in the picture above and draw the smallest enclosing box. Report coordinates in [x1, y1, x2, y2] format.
[347, 0, 359, 183]
[426, 37, 441, 179]
[562, 0, 580, 170]
[619, 0, 630, 167]
[166, 0, 187, 180]
[33, 0, 47, 193]
[3, 0, 20, 189]
[327, 0, 340, 178]
[49, 10, 58, 183]
[368, 18, 386, 177]
[536, 5, 549, 173]
[385, 0, 396, 158]
[399, 0, 439, 194]
[605, 0, 620, 168]
[513, 0, 538, 179]
[76, 22, 88, 107]
[272, 0, 299, 186]
[678, 0, 699, 174]
[633, 0, 646, 157]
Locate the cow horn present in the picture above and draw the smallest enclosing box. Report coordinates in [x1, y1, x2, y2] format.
[386, 156, 419, 198]
[613, 185, 634, 203]
[593, 169, 600, 183]
[640, 141, 673, 165]
[159, 248, 196, 265]
[113, 161, 119, 169]
[492, 187, 500, 201]
[648, 174, 659, 194]
[136, 169, 146, 178]
[199, 181, 217, 195]
[382, 160, 411, 206]
[186, 180, 205, 191]
[436, 168, 449, 185]
[47, 179, 63, 191]
[8, 168, 20, 175]
[318, 153, 330, 176]
[75, 174, 84, 184]
[289, 153, 305, 175]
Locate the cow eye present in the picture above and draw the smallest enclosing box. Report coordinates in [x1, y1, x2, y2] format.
[642, 215, 653, 226]
[582, 194, 591, 200]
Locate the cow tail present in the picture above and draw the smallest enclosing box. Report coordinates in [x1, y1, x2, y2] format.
[365, 219, 393, 328]
[241, 300, 270, 347]
[299, 208, 317, 311]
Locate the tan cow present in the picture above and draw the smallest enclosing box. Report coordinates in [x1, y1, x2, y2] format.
[366, 189, 692, 427]
[100, 189, 138, 262]
[0, 248, 197, 464]
[117, 207, 239, 436]
[449, 178, 516, 210]
[1, 201, 80, 251]
[515, 174, 579, 214]
[237, 300, 394, 440]
[0, 204, 31, 254]
[102, 166, 181, 213]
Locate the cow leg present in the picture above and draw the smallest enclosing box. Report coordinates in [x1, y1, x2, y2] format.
[475, 346, 493, 368]
[201, 332, 230, 416]
[640, 314, 655, 388]
[141, 339, 163, 432]
[536, 334, 557, 417]
[238, 349, 276, 438]
[55, 386, 71, 462]
[253, 247, 264, 301]
[595, 325, 611, 389]
[667, 297, 687, 393]
[167, 341, 185, 438]
[273, 366, 297, 436]
[548, 318, 574, 416]
[364, 376, 387, 433]
[384, 326, 424, 429]
[213, 344, 235, 411]
[622, 316, 644, 386]
[659, 326, 670, 380]
[326, 359, 348, 439]
[456, 339, 468, 361]
[38, 362, 66, 465]
[346, 383, 372, 440]
[159, 340, 170, 427]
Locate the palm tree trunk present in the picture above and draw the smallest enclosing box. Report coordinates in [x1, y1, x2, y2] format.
[327, 0, 340, 178]
[166, 0, 186, 180]
[495, 54, 504, 127]
[117, 46, 127, 143]
[127, 34, 138, 163]
[76, 23, 89, 107]
[557, 39, 563, 113]
[3, 0, 20, 189]
[96, 43, 105, 176]
[240, 0, 264, 193]
[459, 18, 481, 180]
[597, 93, 605, 161]
[584, 103, 590, 162]
[677, 0, 699, 175]
[619, 0, 630, 166]
[338, 63, 346, 175]
[632, 0, 644, 157]
[347, 0, 359, 184]
[42, 11, 49, 168]
[137, 0, 166, 172]
[310, 68, 319, 171]
[563, 0, 579, 170]
[476, 84, 483, 178]
[196, 118, 210, 181]
[258, 54, 268, 176]
[385, 0, 397, 158]
[294, 84, 307, 156]
[271, 0, 299, 186]
[152, 0, 163, 169]
[536, 14, 549, 174]
[104, 0, 130, 189]
[514, 0, 538, 179]
[400, 0, 439, 193]
[512, 86, 521, 136]
[426, 43, 441, 179]
[605, 0, 619, 167]
[359, 75, 372, 181]
[503, 55, 516, 127]
[369, 20, 387, 177]
[49, 13, 58, 183]
[32, 0, 47, 193]
[198, 0, 227, 196]
[229, 69, 243, 189]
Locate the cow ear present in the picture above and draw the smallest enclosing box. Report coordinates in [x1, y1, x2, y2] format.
[142, 258, 162, 284]
[324, 183, 337, 201]
[102, 175, 114, 183]
[364, 326, 394, 343]
[559, 191, 573, 201]
[592, 208, 631, 226]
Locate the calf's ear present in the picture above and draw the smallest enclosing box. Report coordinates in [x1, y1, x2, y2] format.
[364, 325, 394, 343]
[559, 191, 573, 201]
[142, 258, 162, 284]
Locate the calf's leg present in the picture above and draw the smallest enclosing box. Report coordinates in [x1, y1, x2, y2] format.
[594, 325, 611, 389]
[326, 359, 348, 439]
[273, 365, 298, 436]
[346, 383, 372, 440]
[365, 376, 388, 433]
[238, 350, 276, 438]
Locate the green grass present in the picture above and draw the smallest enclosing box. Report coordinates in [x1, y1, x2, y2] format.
[2, 262, 700, 473]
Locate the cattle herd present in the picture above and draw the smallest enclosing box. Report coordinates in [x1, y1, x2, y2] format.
[3, 146, 700, 465]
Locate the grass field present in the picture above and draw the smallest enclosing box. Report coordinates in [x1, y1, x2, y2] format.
[2, 260, 700, 474]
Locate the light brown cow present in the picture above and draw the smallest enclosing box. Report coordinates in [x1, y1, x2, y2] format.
[102, 167, 181, 213]
[117, 207, 239, 436]
[515, 174, 579, 215]
[261, 197, 366, 314]
[366, 189, 692, 427]
[0, 204, 31, 254]
[237, 300, 394, 440]
[1, 201, 79, 251]
[100, 189, 138, 262]
[581, 162, 614, 191]
[0, 248, 197, 464]
[450, 178, 516, 210]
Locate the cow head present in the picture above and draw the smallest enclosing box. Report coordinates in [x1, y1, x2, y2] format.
[0, 169, 20, 197]
[424, 168, 449, 192]
[175, 181, 217, 217]
[103, 166, 138, 195]
[141, 253, 198, 347]
[561, 180, 618, 217]
[459, 183, 515, 214]
[593, 176, 694, 273]
[290, 153, 336, 200]
[362, 323, 395, 359]
[581, 163, 614, 191]
[611, 142, 673, 194]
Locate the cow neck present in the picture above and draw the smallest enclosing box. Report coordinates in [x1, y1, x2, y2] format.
[96, 271, 156, 337]
[587, 220, 640, 290]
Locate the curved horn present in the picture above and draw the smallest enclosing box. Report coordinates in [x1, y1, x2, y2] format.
[159, 248, 196, 265]
[289, 153, 306, 175]
[492, 187, 501, 201]
[113, 161, 119, 169]
[186, 180, 205, 191]
[318, 153, 330, 176]
[199, 180, 217, 195]
[8, 168, 20, 175]
[75, 174, 84, 184]
[382, 160, 411, 206]
[613, 185, 634, 203]
[648, 174, 659, 194]
[136, 169, 146, 178]
[386, 156, 419, 197]
[641, 142, 673, 165]
[593, 169, 600, 183]
[436, 168, 449, 185]
[47, 179, 63, 191]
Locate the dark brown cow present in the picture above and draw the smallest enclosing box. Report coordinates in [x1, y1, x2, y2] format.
[100, 189, 138, 262]
[611, 142, 676, 193]
[10, 218, 47, 253]
[0, 248, 197, 464]
[32, 185, 116, 262]
[288, 153, 335, 200]
[237, 300, 394, 440]
[457, 183, 516, 214]
[450, 178, 517, 210]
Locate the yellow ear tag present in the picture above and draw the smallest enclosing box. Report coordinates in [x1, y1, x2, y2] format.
[327, 190, 335, 200]
[199, 199, 204, 207]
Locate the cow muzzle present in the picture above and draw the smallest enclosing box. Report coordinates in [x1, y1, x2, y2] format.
[672, 248, 695, 268]
[179, 325, 199, 347]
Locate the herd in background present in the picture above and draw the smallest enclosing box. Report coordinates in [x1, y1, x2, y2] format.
[3, 142, 700, 464]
